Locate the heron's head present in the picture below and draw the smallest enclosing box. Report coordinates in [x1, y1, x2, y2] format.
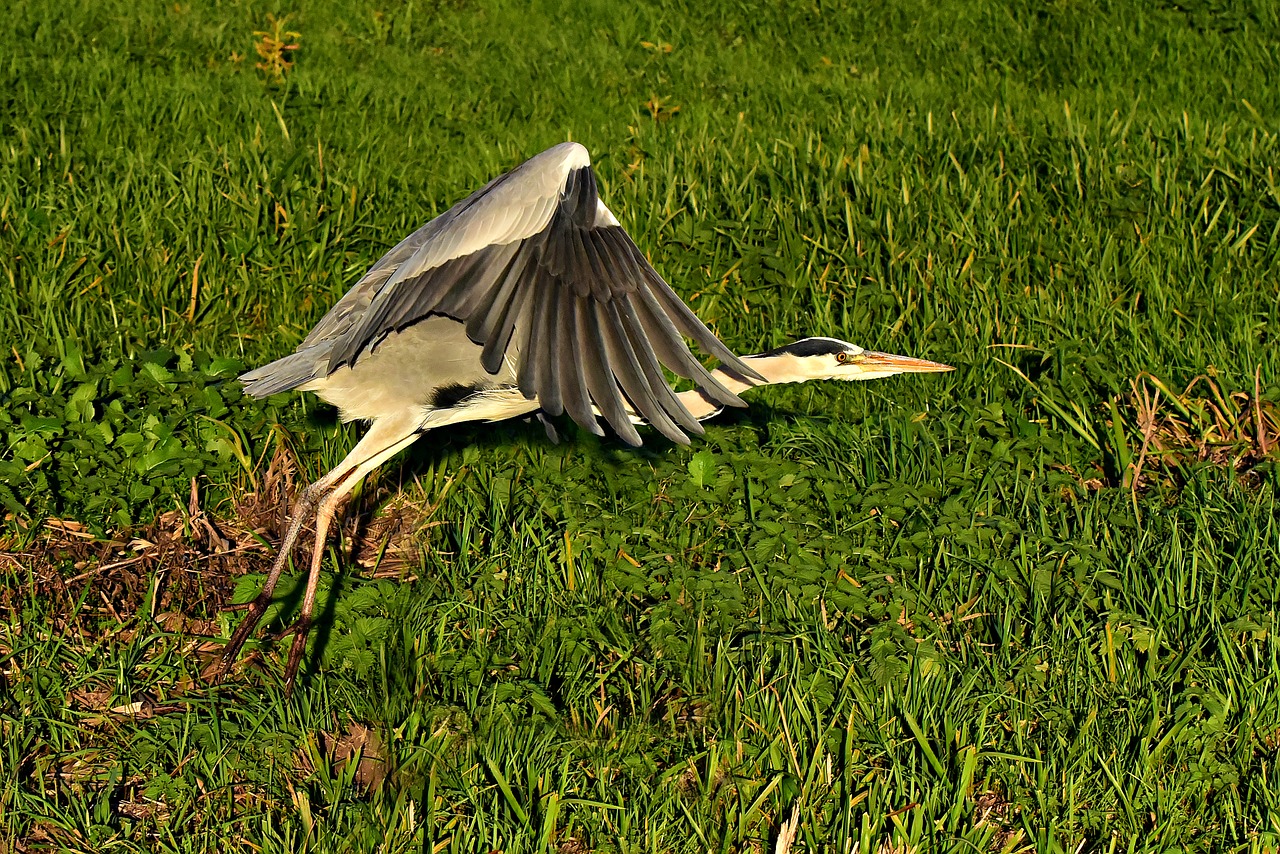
[744, 337, 953, 383]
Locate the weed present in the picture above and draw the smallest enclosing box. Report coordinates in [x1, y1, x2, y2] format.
[253, 13, 300, 84]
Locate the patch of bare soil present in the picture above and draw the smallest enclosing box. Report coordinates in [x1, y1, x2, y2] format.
[0, 443, 427, 640]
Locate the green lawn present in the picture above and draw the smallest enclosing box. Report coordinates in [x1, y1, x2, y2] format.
[2, 0, 1280, 850]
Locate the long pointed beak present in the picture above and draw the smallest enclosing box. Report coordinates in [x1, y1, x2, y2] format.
[859, 351, 954, 374]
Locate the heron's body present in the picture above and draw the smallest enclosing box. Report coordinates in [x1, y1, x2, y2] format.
[299, 316, 531, 429]
[213, 142, 953, 688]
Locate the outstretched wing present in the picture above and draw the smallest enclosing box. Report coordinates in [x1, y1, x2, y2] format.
[308, 142, 761, 446]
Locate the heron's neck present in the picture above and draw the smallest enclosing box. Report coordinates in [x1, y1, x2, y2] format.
[676, 354, 798, 420]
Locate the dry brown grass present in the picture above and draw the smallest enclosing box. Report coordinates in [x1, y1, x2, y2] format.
[1121, 369, 1277, 492]
[0, 443, 427, 645]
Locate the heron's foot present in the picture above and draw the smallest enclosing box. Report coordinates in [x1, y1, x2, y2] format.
[202, 598, 272, 684]
[202, 596, 313, 691]
[282, 618, 312, 695]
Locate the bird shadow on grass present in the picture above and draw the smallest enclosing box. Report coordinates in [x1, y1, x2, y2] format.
[283, 398, 830, 678]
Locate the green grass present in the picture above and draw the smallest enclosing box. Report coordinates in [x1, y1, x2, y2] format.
[3, 0, 1280, 850]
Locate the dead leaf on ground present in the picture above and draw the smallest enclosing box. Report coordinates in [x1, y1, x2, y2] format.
[297, 720, 388, 791]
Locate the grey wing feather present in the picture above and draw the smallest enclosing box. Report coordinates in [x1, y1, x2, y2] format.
[244, 142, 763, 446]
[298, 168, 517, 351]
[238, 344, 330, 397]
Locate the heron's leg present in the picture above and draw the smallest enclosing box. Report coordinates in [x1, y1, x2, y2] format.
[209, 414, 420, 684]
[282, 428, 422, 689]
[207, 466, 348, 682]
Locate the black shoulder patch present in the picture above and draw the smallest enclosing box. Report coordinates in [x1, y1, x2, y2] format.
[428, 382, 483, 410]
[756, 338, 848, 358]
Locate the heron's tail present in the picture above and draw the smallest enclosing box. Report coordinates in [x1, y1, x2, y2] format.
[238, 345, 330, 398]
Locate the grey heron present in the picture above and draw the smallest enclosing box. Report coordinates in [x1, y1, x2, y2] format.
[212, 142, 952, 687]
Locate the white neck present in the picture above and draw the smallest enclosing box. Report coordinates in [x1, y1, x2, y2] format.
[674, 355, 799, 421]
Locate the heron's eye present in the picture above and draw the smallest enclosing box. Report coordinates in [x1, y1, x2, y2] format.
[836, 351, 850, 364]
